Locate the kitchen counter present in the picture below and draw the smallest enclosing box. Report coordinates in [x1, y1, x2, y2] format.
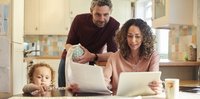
[159, 59, 200, 67]
[24, 56, 60, 60]
[24, 57, 200, 67]
[97, 59, 200, 67]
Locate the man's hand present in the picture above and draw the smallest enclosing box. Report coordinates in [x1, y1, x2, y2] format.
[75, 46, 95, 64]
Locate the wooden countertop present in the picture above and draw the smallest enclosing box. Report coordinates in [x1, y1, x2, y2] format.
[159, 59, 200, 67]
[97, 59, 200, 67]
[24, 57, 200, 67]
[24, 56, 60, 59]
[180, 80, 200, 87]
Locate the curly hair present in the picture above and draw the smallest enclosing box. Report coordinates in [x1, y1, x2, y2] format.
[90, 0, 112, 11]
[28, 63, 55, 86]
[115, 18, 155, 60]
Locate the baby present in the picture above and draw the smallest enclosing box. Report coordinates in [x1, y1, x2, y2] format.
[23, 63, 55, 95]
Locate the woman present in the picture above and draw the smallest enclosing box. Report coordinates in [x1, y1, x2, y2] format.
[104, 18, 162, 95]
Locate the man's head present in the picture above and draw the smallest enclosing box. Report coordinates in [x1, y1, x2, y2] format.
[90, 0, 112, 28]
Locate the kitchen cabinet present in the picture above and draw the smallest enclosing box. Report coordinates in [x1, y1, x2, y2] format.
[69, 0, 131, 26]
[152, 0, 193, 29]
[24, 0, 70, 35]
[69, 0, 90, 19]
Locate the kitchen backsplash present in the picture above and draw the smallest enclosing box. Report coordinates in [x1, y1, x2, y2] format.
[24, 25, 197, 60]
[169, 25, 197, 60]
[24, 35, 67, 57]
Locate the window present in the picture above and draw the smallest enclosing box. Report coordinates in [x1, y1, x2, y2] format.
[155, 29, 169, 59]
[144, 0, 169, 59]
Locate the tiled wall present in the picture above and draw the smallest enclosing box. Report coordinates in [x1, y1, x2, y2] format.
[24, 35, 67, 57]
[169, 2, 200, 61]
[169, 25, 197, 60]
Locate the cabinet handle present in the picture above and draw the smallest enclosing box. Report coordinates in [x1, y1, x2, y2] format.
[35, 27, 38, 30]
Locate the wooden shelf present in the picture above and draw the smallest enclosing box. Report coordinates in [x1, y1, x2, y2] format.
[180, 80, 200, 87]
[160, 59, 200, 67]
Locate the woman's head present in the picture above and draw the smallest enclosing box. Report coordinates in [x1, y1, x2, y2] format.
[28, 63, 55, 86]
[115, 18, 155, 59]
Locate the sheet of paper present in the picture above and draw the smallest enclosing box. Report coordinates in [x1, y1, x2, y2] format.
[117, 72, 161, 96]
[68, 62, 112, 94]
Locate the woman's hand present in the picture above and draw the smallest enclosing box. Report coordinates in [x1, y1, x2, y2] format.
[148, 80, 163, 94]
[67, 83, 80, 93]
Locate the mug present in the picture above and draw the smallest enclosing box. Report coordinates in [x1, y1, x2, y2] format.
[165, 78, 179, 99]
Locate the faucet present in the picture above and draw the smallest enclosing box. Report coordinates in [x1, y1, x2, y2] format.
[24, 50, 40, 57]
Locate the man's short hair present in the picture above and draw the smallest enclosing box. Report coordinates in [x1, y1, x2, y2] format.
[90, 0, 112, 11]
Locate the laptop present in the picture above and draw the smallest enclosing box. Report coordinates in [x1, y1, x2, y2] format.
[116, 72, 161, 96]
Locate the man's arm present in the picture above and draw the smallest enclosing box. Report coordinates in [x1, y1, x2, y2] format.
[65, 44, 73, 52]
[95, 52, 114, 62]
[66, 44, 114, 64]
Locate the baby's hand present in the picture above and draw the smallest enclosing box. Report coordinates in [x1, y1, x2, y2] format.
[31, 83, 49, 95]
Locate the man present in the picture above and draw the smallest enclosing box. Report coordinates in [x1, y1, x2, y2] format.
[58, 0, 120, 87]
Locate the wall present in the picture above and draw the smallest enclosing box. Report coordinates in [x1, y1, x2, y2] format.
[197, 0, 200, 61]
[24, 35, 67, 57]
[168, 1, 200, 61]
[168, 25, 197, 60]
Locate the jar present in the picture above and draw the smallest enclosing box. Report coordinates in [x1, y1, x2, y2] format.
[188, 45, 197, 61]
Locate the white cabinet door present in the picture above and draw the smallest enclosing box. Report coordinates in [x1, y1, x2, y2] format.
[152, 0, 193, 28]
[24, 0, 39, 35]
[69, 0, 91, 19]
[69, 0, 131, 26]
[40, 0, 69, 35]
[68, 0, 91, 27]
[24, 0, 69, 35]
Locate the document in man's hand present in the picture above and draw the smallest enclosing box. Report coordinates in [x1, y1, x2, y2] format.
[68, 62, 112, 94]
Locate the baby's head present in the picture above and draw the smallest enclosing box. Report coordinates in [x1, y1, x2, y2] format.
[28, 63, 55, 86]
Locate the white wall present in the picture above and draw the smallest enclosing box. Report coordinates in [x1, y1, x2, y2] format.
[11, 0, 25, 94]
[134, 0, 146, 19]
[111, 0, 132, 26]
